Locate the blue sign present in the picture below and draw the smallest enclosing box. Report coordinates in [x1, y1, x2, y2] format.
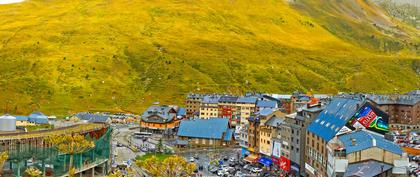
[258, 157, 273, 166]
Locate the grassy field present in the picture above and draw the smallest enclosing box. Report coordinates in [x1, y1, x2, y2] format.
[136, 153, 171, 162]
[0, 0, 418, 115]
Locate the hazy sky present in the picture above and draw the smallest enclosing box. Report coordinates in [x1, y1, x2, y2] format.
[0, 0, 24, 5]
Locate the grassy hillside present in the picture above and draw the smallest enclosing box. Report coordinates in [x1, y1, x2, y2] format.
[0, 0, 418, 115]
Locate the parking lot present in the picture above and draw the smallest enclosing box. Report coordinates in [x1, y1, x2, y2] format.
[179, 148, 280, 177]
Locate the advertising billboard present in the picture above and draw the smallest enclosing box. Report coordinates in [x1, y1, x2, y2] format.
[272, 141, 282, 158]
[280, 156, 290, 172]
[346, 102, 389, 134]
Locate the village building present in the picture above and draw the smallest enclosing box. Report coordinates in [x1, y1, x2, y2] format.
[366, 93, 420, 130]
[236, 96, 257, 126]
[199, 95, 221, 119]
[218, 95, 239, 126]
[28, 112, 49, 124]
[304, 96, 403, 177]
[244, 108, 285, 163]
[185, 93, 205, 117]
[176, 118, 234, 147]
[140, 105, 181, 133]
[327, 130, 407, 177]
[14, 116, 35, 126]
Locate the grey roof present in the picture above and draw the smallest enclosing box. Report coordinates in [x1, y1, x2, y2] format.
[236, 96, 257, 104]
[264, 116, 284, 127]
[366, 94, 420, 106]
[343, 160, 392, 177]
[89, 115, 110, 123]
[75, 112, 110, 123]
[186, 93, 205, 99]
[406, 90, 420, 95]
[219, 95, 239, 103]
[202, 95, 221, 104]
[141, 105, 177, 123]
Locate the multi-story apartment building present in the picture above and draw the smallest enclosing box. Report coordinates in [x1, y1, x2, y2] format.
[259, 116, 282, 157]
[218, 95, 239, 126]
[366, 93, 420, 130]
[293, 103, 325, 176]
[236, 96, 257, 125]
[305, 97, 364, 177]
[199, 94, 221, 119]
[186, 93, 205, 117]
[244, 108, 284, 163]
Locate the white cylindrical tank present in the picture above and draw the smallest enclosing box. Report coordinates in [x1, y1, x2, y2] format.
[0, 114, 16, 132]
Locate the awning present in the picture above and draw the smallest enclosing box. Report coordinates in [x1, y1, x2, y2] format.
[244, 154, 259, 163]
[258, 157, 273, 166]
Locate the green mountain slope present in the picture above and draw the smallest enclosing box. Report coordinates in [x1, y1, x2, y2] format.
[0, 0, 418, 115]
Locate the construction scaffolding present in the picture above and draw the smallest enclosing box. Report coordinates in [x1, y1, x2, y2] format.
[1, 126, 112, 177]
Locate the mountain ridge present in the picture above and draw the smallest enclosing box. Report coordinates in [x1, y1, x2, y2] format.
[0, 0, 418, 115]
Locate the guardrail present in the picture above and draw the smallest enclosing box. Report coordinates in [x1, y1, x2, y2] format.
[0, 123, 107, 140]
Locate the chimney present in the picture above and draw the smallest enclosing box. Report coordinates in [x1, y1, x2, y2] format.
[351, 138, 356, 146]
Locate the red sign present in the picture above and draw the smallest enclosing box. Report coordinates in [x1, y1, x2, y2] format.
[358, 109, 377, 128]
[280, 156, 290, 172]
[272, 156, 280, 166]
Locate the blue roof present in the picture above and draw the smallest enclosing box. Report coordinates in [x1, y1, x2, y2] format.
[28, 112, 49, 124]
[15, 116, 28, 121]
[338, 130, 402, 155]
[308, 98, 364, 141]
[257, 100, 277, 108]
[255, 108, 276, 116]
[177, 118, 231, 140]
[237, 97, 257, 104]
[224, 128, 234, 141]
[177, 108, 186, 117]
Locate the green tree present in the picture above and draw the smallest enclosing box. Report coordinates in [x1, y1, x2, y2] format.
[47, 134, 95, 177]
[25, 167, 42, 177]
[157, 138, 163, 153]
[136, 155, 195, 177]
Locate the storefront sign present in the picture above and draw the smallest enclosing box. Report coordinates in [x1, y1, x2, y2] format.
[272, 141, 281, 158]
[280, 156, 290, 172]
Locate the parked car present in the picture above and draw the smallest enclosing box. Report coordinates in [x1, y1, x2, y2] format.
[251, 167, 263, 173]
[217, 169, 229, 176]
[229, 157, 236, 162]
[189, 157, 195, 162]
[223, 156, 229, 161]
[243, 164, 253, 171]
[235, 171, 247, 177]
[209, 166, 219, 174]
